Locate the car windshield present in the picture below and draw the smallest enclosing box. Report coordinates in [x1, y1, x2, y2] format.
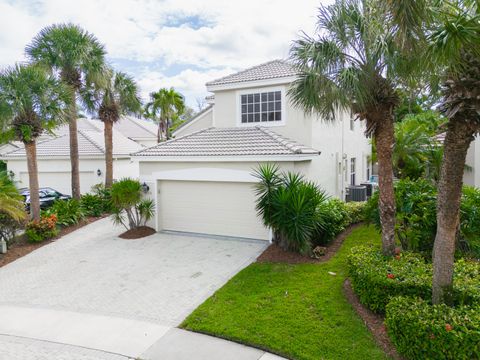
[43, 189, 60, 197]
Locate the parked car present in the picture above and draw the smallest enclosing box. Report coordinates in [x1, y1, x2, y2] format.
[19, 187, 71, 211]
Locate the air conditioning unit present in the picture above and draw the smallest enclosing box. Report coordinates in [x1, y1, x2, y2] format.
[360, 182, 374, 198]
[345, 185, 367, 202]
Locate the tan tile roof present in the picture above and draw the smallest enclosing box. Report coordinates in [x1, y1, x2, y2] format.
[132, 127, 319, 157]
[2, 129, 142, 158]
[206, 60, 298, 87]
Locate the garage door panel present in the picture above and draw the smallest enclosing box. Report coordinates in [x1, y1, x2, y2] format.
[158, 180, 269, 240]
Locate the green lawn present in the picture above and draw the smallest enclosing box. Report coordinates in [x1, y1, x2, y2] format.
[181, 226, 389, 360]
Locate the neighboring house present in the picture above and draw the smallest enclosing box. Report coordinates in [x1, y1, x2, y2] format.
[133, 60, 372, 241]
[0, 118, 145, 195]
[464, 138, 480, 187]
[112, 116, 158, 147]
[435, 132, 479, 188]
[0, 142, 22, 157]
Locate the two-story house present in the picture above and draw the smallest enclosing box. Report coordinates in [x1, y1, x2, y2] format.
[133, 60, 371, 241]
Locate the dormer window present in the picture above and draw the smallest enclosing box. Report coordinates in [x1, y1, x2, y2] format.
[240, 90, 282, 124]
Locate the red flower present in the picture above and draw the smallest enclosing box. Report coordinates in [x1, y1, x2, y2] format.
[445, 324, 453, 332]
[395, 255, 401, 260]
[394, 247, 401, 255]
[387, 273, 395, 279]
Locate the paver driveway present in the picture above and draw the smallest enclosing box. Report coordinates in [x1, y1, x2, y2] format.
[0, 217, 268, 359]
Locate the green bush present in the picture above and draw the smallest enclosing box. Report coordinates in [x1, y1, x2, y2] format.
[90, 183, 114, 213]
[386, 296, 480, 360]
[25, 214, 58, 243]
[347, 246, 480, 313]
[313, 198, 349, 246]
[254, 165, 328, 253]
[44, 199, 84, 226]
[80, 194, 105, 217]
[111, 178, 155, 231]
[344, 201, 367, 224]
[365, 179, 480, 257]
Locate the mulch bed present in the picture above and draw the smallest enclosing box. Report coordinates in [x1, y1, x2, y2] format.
[256, 223, 364, 264]
[343, 279, 404, 360]
[0, 215, 106, 269]
[119, 226, 156, 239]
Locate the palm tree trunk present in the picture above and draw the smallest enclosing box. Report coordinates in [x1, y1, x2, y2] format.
[69, 100, 81, 199]
[157, 123, 161, 143]
[432, 120, 474, 305]
[104, 120, 113, 188]
[25, 141, 40, 221]
[374, 115, 396, 256]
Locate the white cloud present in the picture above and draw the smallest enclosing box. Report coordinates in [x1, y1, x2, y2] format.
[0, 0, 331, 106]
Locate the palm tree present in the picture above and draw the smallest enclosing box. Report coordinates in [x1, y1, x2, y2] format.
[289, 0, 422, 256]
[383, 0, 480, 304]
[145, 88, 185, 142]
[85, 69, 141, 188]
[0, 64, 70, 220]
[26, 23, 107, 199]
[426, 1, 480, 304]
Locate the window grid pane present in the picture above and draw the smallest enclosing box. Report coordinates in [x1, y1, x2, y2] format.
[241, 91, 282, 123]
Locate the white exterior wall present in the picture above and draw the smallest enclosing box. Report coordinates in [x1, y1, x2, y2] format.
[173, 107, 214, 138]
[208, 84, 371, 198]
[6, 157, 138, 195]
[463, 136, 480, 188]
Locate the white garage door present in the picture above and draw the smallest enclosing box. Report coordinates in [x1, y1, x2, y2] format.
[158, 180, 270, 240]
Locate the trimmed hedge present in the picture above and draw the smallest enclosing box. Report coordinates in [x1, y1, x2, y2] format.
[347, 246, 480, 313]
[345, 201, 367, 224]
[386, 296, 480, 360]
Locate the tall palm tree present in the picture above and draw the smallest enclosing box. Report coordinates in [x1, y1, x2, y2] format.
[85, 69, 141, 188]
[145, 88, 185, 142]
[383, 0, 480, 304]
[426, 1, 480, 304]
[289, 0, 421, 256]
[0, 64, 70, 220]
[26, 23, 107, 199]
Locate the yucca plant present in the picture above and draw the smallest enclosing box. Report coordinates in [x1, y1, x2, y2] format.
[110, 178, 155, 231]
[253, 165, 328, 254]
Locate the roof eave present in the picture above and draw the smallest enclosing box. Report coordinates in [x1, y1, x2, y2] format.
[131, 153, 319, 162]
[206, 76, 297, 92]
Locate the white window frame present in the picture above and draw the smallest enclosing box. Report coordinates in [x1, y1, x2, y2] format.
[350, 157, 356, 185]
[236, 86, 287, 127]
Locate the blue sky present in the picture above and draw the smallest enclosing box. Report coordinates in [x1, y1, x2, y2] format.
[0, 0, 328, 108]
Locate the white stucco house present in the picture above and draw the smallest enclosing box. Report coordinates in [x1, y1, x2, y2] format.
[0, 116, 157, 195]
[133, 60, 372, 241]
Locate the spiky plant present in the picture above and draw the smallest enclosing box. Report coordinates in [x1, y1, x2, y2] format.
[26, 23, 107, 199]
[0, 64, 70, 220]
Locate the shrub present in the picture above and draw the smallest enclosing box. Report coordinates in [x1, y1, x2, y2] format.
[80, 194, 105, 217]
[25, 214, 58, 243]
[386, 296, 480, 360]
[111, 178, 155, 231]
[254, 165, 328, 254]
[313, 198, 349, 246]
[365, 179, 480, 257]
[0, 213, 24, 247]
[90, 183, 114, 213]
[347, 246, 479, 313]
[344, 201, 367, 224]
[44, 199, 84, 226]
